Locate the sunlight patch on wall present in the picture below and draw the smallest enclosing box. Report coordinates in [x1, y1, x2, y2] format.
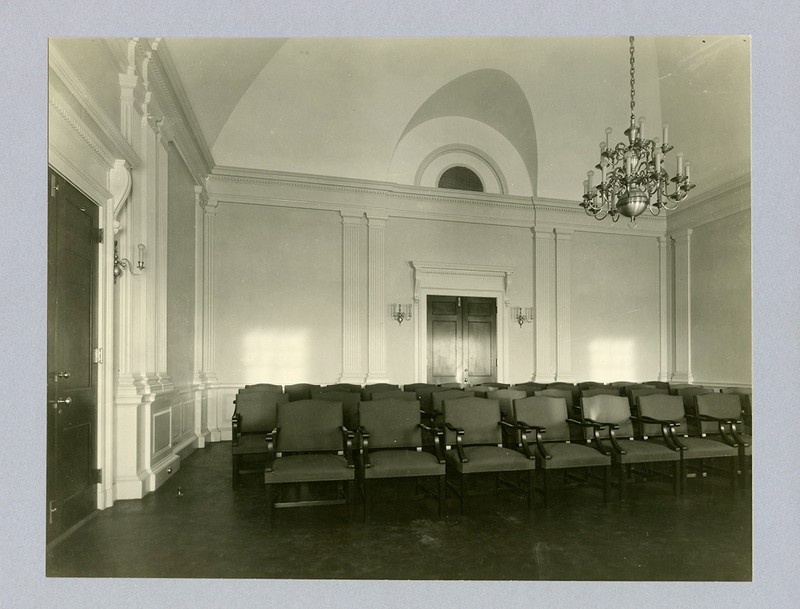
[242, 328, 309, 384]
[588, 338, 636, 382]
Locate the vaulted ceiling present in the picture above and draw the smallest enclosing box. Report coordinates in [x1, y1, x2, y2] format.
[163, 36, 750, 200]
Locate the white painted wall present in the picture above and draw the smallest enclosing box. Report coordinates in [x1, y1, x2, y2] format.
[570, 231, 662, 382]
[166, 143, 197, 387]
[212, 203, 344, 385]
[690, 207, 752, 385]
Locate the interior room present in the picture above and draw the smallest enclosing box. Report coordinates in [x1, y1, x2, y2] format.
[44, 35, 752, 583]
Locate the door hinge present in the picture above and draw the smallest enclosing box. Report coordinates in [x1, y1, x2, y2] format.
[92, 469, 102, 484]
[96, 228, 104, 244]
[93, 348, 103, 364]
[50, 175, 59, 198]
[48, 499, 58, 524]
[457, 297, 461, 307]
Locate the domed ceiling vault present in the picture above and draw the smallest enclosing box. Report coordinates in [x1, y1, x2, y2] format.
[165, 36, 750, 201]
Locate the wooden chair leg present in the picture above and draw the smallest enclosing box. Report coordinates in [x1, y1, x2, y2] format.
[232, 455, 240, 489]
[603, 465, 610, 502]
[460, 474, 467, 515]
[265, 483, 274, 529]
[673, 461, 680, 496]
[346, 480, 354, 523]
[528, 470, 535, 510]
[363, 479, 371, 523]
[618, 463, 627, 500]
[729, 457, 737, 491]
[542, 468, 550, 508]
[438, 475, 446, 518]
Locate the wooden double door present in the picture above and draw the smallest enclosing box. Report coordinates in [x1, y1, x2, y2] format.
[426, 296, 497, 386]
[47, 169, 99, 542]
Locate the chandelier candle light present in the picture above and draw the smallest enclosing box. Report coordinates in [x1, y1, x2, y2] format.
[581, 36, 695, 225]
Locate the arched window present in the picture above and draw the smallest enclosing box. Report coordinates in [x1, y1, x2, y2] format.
[437, 166, 484, 192]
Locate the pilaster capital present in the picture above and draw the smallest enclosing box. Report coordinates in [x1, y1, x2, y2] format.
[340, 208, 364, 225]
[532, 226, 555, 239]
[366, 209, 388, 227]
[202, 195, 219, 216]
[554, 227, 574, 240]
[194, 184, 209, 208]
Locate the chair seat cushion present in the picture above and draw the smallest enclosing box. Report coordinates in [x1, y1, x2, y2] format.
[676, 437, 740, 459]
[537, 442, 611, 469]
[612, 439, 680, 463]
[264, 453, 355, 483]
[446, 445, 536, 474]
[363, 450, 445, 479]
[232, 434, 270, 455]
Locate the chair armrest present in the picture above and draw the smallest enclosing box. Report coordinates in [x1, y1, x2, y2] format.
[341, 426, 356, 469]
[358, 426, 371, 468]
[584, 418, 619, 455]
[445, 423, 468, 462]
[231, 412, 242, 445]
[419, 422, 446, 463]
[264, 427, 279, 472]
[633, 414, 680, 427]
[516, 420, 548, 460]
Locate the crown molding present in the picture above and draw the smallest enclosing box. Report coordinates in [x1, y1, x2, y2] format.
[134, 38, 214, 186]
[49, 43, 140, 167]
[666, 173, 751, 234]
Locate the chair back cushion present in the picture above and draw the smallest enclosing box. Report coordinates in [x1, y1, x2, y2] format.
[514, 395, 570, 442]
[578, 381, 605, 390]
[676, 386, 714, 408]
[317, 383, 361, 393]
[534, 388, 574, 412]
[370, 390, 418, 402]
[637, 394, 685, 436]
[234, 391, 282, 433]
[240, 383, 283, 393]
[358, 399, 422, 449]
[284, 383, 321, 401]
[276, 400, 343, 452]
[695, 393, 742, 435]
[310, 391, 360, 427]
[488, 389, 527, 419]
[403, 384, 438, 409]
[431, 389, 475, 411]
[361, 383, 400, 399]
[510, 382, 547, 396]
[580, 394, 634, 439]
[443, 397, 501, 446]
[581, 386, 621, 398]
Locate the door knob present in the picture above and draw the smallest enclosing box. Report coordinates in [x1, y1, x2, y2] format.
[56, 371, 70, 379]
[49, 397, 72, 409]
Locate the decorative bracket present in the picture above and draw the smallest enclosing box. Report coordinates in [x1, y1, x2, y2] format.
[110, 159, 132, 235]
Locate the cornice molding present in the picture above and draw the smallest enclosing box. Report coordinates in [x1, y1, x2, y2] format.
[49, 89, 114, 167]
[146, 39, 215, 177]
[667, 173, 751, 234]
[410, 261, 513, 305]
[48, 44, 140, 167]
[210, 165, 532, 208]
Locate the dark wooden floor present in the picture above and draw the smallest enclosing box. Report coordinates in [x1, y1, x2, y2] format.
[46, 441, 751, 581]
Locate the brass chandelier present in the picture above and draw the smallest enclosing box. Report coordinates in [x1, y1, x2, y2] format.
[581, 36, 695, 225]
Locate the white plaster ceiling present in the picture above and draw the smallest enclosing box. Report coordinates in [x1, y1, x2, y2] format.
[162, 36, 750, 200]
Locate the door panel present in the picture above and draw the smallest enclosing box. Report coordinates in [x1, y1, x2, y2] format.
[47, 169, 99, 541]
[427, 296, 496, 385]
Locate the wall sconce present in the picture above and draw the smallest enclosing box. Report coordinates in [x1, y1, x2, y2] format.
[512, 306, 534, 327]
[391, 303, 413, 325]
[113, 240, 145, 284]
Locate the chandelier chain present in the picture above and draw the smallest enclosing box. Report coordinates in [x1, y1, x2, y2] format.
[580, 35, 695, 225]
[629, 36, 636, 123]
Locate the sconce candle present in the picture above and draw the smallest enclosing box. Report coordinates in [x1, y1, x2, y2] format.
[512, 306, 534, 327]
[113, 240, 146, 284]
[391, 303, 412, 325]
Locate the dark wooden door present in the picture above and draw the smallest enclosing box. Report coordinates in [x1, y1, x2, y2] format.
[427, 296, 497, 385]
[47, 169, 99, 542]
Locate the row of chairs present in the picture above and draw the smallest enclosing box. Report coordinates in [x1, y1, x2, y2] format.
[232, 386, 751, 525]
